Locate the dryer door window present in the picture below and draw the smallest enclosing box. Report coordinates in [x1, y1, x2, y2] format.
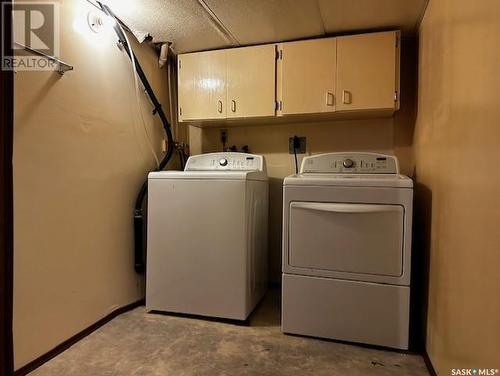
[289, 202, 404, 277]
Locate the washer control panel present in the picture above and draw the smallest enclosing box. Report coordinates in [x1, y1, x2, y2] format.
[301, 153, 399, 174]
[185, 152, 265, 171]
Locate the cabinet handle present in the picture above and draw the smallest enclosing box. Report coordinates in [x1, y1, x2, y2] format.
[326, 92, 334, 106]
[231, 100, 236, 112]
[342, 90, 352, 105]
[217, 100, 223, 113]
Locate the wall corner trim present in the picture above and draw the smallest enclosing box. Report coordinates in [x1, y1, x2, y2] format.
[423, 351, 438, 376]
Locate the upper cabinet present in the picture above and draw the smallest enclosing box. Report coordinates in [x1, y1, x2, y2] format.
[178, 45, 276, 122]
[336, 31, 400, 112]
[278, 38, 336, 116]
[226, 45, 276, 118]
[178, 50, 227, 121]
[178, 30, 400, 124]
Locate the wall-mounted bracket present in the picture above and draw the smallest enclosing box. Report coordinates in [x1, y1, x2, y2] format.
[14, 42, 74, 75]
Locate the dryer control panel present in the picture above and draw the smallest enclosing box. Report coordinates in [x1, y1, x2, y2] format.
[185, 152, 266, 172]
[301, 153, 399, 174]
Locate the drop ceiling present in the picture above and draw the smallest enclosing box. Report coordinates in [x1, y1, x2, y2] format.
[103, 0, 428, 54]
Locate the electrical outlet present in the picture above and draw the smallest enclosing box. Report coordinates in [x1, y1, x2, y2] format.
[289, 136, 306, 154]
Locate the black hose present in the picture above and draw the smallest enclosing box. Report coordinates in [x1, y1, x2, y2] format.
[293, 135, 300, 174]
[294, 148, 298, 174]
[178, 149, 185, 170]
[99, 2, 175, 273]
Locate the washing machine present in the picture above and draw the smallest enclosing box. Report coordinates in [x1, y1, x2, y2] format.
[282, 152, 413, 349]
[146, 152, 268, 321]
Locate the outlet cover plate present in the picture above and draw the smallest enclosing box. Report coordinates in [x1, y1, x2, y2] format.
[289, 137, 306, 154]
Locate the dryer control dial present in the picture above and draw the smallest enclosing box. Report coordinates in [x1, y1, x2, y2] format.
[343, 158, 355, 168]
[219, 158, 228, 166]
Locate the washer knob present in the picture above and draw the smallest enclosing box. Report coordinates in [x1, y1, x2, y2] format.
[343, 158, 355, 168]
[219, 158, 228, 166]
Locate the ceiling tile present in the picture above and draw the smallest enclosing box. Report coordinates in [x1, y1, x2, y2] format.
[203, 0, 326, 45]
[103, 0, 233, 53]
[103, 0, 427, 54]
[317, 0, 428, 35]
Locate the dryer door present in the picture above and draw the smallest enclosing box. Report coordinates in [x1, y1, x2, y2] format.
[289, 202, 403, 277]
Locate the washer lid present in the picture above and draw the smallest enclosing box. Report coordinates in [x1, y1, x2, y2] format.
[149, 170, 267, 181]
[149, 152, 268, 181]
[185, 152, 266, 173]
[284, 173, 413, 188]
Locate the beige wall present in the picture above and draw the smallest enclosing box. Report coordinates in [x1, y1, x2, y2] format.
[13, 0, 171, 369]
[415, 0, 500, 373]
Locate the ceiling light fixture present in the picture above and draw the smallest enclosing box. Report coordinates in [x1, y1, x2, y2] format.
[87, 10, 116, 33]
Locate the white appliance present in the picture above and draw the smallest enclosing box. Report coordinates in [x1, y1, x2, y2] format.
[282, 152, 413, 349]
[146, 152, 268, 321]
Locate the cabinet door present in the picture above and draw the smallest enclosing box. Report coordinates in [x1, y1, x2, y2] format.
[178, 50, 226, 121]
[336, 31, 398, 111]
[279, 38, 336, 115]
[227, 45, 276, 118]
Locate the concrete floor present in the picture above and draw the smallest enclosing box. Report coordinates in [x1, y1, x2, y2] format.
[31, 290, 429, 376]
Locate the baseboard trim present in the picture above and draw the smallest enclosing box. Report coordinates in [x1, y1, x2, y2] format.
[14, 299, 144, 376]
[423, 351, 438, 376]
